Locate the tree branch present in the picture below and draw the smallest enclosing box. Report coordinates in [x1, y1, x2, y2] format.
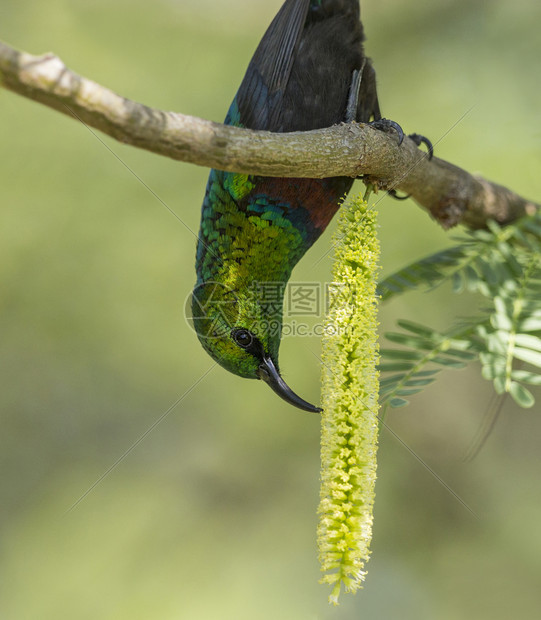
[1, 40, 538, 229]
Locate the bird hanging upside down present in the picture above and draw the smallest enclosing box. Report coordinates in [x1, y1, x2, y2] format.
[191, 0, 425, 412]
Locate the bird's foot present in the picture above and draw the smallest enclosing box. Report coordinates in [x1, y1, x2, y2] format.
[388, 132, 434, 201]
[409, 133, 434, 160]
[368, 118, 404, 146]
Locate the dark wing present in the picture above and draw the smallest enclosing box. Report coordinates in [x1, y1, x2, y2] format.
[227, 0, 378, 133]
[280, 0, 367, 131]
[230, 0, 311, 131]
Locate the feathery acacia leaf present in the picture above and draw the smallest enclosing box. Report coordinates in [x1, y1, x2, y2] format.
[378, 212, 541, 412]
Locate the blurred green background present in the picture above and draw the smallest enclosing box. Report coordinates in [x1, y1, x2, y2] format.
[1, 1, 541, 618]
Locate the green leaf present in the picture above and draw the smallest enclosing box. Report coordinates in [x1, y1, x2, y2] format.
[509, 382, 535, 408]
[513, 347, 541, 368]
[491, 313, 513, 331]
[389, 398, 409, 408]
[378, 362, 415, 372]
[413, 370, 441, 377]
[444, 348, 477, 361]
[479, 353, 506, 380]
[464, 264, 481, 291]
[379, 374, 407, 387]
[514, 334, 541, 353]
[380, 383, 401, 395]
[452, 272, 464, 293]
[395, 388, 423, 397]
[517, 316, 541, 332]
[377, 246, 466, 302]
[431, 356, 467, 368]
[405, 377, 437, 387]
[396, 320, 439, 338]
[511, 370, 541, 385]
[493, 375, 506, 394]
[476, 257, 498, 286]
[484, 331, 508, 355]
[472, 228, 494, 242]
[384, 333, 435, 350]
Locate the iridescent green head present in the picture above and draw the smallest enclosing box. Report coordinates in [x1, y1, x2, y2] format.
[190, 280, 279, 378]
[190, 281, 320, 413]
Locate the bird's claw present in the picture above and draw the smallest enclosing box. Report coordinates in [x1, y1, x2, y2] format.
[409, 133, 434, 160]
[368, 118, 404, 146]
[387, 189, 410, 201]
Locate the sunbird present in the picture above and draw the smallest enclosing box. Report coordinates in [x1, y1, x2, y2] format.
[192, 0, 405, 412]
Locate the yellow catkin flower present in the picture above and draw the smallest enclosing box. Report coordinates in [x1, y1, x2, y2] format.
[318, 195, 380, 605]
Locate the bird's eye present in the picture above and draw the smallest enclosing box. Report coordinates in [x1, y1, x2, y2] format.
[232, 328, 253, 349]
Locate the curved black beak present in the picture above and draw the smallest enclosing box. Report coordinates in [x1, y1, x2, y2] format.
[257, 355, 322, 413]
